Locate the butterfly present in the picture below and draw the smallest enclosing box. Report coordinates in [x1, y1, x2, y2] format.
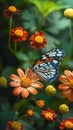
[32, 49, 65, 82]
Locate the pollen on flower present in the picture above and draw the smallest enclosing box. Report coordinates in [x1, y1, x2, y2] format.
[14, 30, 23, 37]
[35, 36, 43, 44]
[8, 6, 17, 13]
[65, 121, 73, 129]
[20, 77, 31, 87]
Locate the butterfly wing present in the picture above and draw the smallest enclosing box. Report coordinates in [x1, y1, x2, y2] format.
[33, 49, 65, 82]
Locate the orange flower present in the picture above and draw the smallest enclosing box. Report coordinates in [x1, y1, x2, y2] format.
[36, 99, 45, 108]
[9, 68, 43, 98]
[6, 120, 24, 130]
[4, 5, 20, 18]
[58, 70, 73, 102]
[26, 109, 34, 117]
[59, 118, 73, 130]
[10, 27, 28, 42]
[29, 31, 47, 50]
[40, 108, 57, 123]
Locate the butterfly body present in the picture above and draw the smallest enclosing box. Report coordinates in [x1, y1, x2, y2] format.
[32, 49, 65, 82]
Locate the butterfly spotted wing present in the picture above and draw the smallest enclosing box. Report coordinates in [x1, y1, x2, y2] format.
[33, 49, 65, 82]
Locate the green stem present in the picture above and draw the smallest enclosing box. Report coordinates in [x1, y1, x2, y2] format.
[38, 16, 45, 31]
[18, 115, 27, 120]
[8, 17, 14, 54]
[14, 42, 17, 54]
[65, 99, 69, 105]
[69, 20, 73, 50]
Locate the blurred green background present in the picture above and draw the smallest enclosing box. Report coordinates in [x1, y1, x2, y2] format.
[0, 0, 73, 130]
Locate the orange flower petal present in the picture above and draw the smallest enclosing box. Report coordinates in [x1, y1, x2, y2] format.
[25, 68, 32, 77]
[58, 84, 69, 90]
[62, 89, 71, 98]
[10, 81, 20, 87]
[21, 88, 29, 98]
[64, 70, 73, 80]
[17, 68, 26, 78]
[59, 75, 69, 83]
[31, 82, 44, 89]
[25, 68, 40, 81]
[9, 74, 20, 81]
[13, 87, 23, 95]
[68, 91, 73, 102]
[27, 87, 38, 95]
[31, 73, 41, 82]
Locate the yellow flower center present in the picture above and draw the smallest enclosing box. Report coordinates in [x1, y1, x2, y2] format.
[11, 121, 21, 130]
[65, 121, 73, 129]
[8, 6, 17, 13]
[35, 36, 43, 44]
[20, 77, 31, 87]
[45, 112, 53, 121]
[70, 79, 73, 88]
[14, 30, 23, 37]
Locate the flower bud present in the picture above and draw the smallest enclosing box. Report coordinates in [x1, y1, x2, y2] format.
[36, 99, 45, 108]
[64, 8, 73, 18]
[0, 77, 7, 87]
[59, 104, 69, 114]
[45, 85, 56, 96]
[26, 109, 34, 117]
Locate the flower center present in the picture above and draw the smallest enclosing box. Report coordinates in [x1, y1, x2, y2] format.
[8, 6, 17, 13]
[11, 121, 21, 130]
[70, 79, 73, 88]
[65, 121, 73, 129]
[45, 112, 53, 121]
[20, 77, 31, 87]
[14, 30, 23, 37]
[35, 36, 43, 44]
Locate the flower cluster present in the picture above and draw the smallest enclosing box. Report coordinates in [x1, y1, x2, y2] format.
[3, 5, 73, 130]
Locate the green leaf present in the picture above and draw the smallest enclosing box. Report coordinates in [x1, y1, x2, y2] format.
[14, 99, 30, 112]
[21, 8, 41, 32]
[43, 33, 59, 51]
[66, 60, 73, 69]
[20, 120, 35, 130]
[27, 0, 68, 17]
[47, 12, 70, 34]
[1, 66, 16, 83]
[16, 51, 38, 69]
[0, 103, 16, 129]
[60, 0, 73, 8]
[16, 51, 29, 61]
